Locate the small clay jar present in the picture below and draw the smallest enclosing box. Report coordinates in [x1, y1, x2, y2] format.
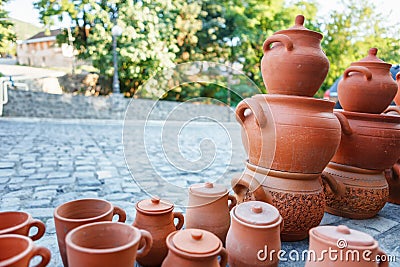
[226, 201, 283, 267]
[0, 211, 45, 241]
[306, 225, 388, 267]
[185, 182, 236, 244]
[261, 15, 329, 96]
[338, 48, 397, 114]
[133, 197, 184, 267]
[385, 159, 400, 204]
[162, 229, 227, 267]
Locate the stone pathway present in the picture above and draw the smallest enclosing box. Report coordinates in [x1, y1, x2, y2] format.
[0, 117, 399, 266]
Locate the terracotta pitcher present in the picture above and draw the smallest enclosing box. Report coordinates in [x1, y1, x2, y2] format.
[66, 222, 152, 267]
[185, 182, 236, 244]
[338, 48, 398, 114]
[306, 225, 388, 267]
[162, 229, 227, 267]
[261, 15, 329, 96]
[0, 211, 45, 241]
[0, 234, 51, 267]
[236, 94, 341, 174]
[226, 201, 283, 267]
[133, 197, 184, 267]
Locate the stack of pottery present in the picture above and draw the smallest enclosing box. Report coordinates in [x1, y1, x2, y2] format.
[322, 48, 400, 218]
[232, 15, 342, 241]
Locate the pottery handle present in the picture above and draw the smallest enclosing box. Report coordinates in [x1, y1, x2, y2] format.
[396, 72, 400, 82]
[321, 172, 346, 196]
[343, 66, 372, 81]
[31, 246, 51, 267]
[263, 34, 294, 53]
[393, 162, 400, 180]
[383, 106, 400, 115]
[112, 206, 127, 223]
[235, 98, 267, 128]
[228, 195, 237, 211]
[231, 173, 273, 204]
[218, 248, 228, 267]
[28, 219, 46, 241]
[334, 112, 353, 135]
[173, 212, 184, 230]
[377, 247, 389, 267]
[137, 229, 153, 258]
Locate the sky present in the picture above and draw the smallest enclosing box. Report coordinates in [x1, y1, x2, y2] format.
[4, 0, 400, 29]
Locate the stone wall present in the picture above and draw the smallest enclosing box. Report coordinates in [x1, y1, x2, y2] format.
[2, 89, 236, 121]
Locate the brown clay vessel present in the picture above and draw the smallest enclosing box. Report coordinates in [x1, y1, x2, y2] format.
[66, 222, 152, 267]
[162, 229, 227, 267]
[236, 94, 341, 174]
[261, 15, 329, 96]
[185, 182, 236, 244]
[54, 198, 126, 267]
[133, 197, 184, 267]
[395, 72, 400, 105]
[338, 48, 397, 114]
[226, 201, 283, 267]
[0, 234, 51, 267]
[0, 211, 45, 241]
[385, 158, 400, 204]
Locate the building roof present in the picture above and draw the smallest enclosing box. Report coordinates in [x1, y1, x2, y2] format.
[21, 29, 62, 44]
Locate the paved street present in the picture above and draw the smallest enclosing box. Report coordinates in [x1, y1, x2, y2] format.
[0, 117, 399, 266]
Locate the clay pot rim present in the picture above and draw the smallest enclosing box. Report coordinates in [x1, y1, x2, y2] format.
[327, 162, 383, 175]
[309, 228, 379, 251]
[334, 109, 400, 124]
[66, 222, 141, 254]
[54, 198, 113, 223]
[253, 94, 335, 110]
[188, 187, 229, 198]
[245, 160, 321, 179]
[350, 61, 392, 69]
[0, 234, 33, 266]
[0, 211, 31, 234]
[231, 205, 283, 229]
[135, 202, 174, 215]
[274, 27, 323, 40]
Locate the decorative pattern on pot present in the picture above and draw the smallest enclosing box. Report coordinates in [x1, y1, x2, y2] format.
[385, 159, 400, 204]
[226, 201, 283, 267]
[236, 94, 341, 174]
[185, 182, 236, 245]
[261, 15, 329, 96]
[338, 48, 397, 114]
[133, 197, 184, 267]
[322, 162, 388, 219]
[232, 161, 325, 241]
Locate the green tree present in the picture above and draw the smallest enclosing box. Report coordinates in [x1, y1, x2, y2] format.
[0, 0, 16, 56]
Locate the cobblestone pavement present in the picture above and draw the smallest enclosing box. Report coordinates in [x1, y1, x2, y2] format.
[0, 117, 399, 267]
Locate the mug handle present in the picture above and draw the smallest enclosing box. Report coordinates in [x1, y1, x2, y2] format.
[263, 34, 294, 53]
[137, 229, 153, 258]
[218, 248, 228, 267]
[30, 246, 51, 267]
[377, 247, 389, 267]
[113, 206, 127, 222]
[228, 195, 237, 211]
[236, 98, 267, 128]
[28, 219, 46, 241]
[173, 212, 184, 230]
[343, 66, 372, 81]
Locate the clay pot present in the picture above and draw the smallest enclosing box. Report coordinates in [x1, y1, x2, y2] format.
[54, 198, 126, 267]
[385, 159, 400, 204]
[332, 110, 400, 170]
[0, 234, 51, 267]
[338, 48, 398, 114]
[185, 182, 236, 244]
[133, 197, 184, 267]
[306, 225, 388, 267]
[395, 73, 400, 105]
[162, 229, 227, 267]
[231, 161, 326, 241]
[66, 222, 152, 267]
[226, 201, 283, 267]
[322, 162, 388, 219]
[261, 15, 329, 96]
[236, 94, 341, 174]
[0, 211, 45, 241]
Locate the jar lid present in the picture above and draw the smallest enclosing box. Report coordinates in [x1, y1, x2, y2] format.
[275, 15, 322, 39]
[314, 225, 375, 247]
[172, 229, 220, 254]
[234, 201, 280, 225]
[136, 197, 173, 213]
[189, 182, 227, 197]
[351, 48, 391, 68]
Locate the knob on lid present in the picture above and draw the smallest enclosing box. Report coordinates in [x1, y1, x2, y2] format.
[356, 48, 385, 63]
[137, 197, 173, 213]
[276, 14, 323, 39]
[314, 225, 375, 247]
[189, 182, 227, 196]
[172, 229, 220, 254]
[234, 201, 280, 225]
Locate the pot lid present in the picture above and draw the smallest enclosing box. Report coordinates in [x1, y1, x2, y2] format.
[275, 15, 322, 39]
[314, 225, 375, 247]
[190, 182, 227, 196]
[351, 48, 391, 67]
[137, 197, 173, 213]
[172, 229, 220, 254]
[234, 201, 280, 225]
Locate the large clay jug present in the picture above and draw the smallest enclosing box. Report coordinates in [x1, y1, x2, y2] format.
[261, 15, 329, 96]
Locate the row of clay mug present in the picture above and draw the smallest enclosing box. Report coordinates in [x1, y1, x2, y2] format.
[0, 211, 46, 241]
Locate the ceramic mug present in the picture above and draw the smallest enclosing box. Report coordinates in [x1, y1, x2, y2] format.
[0, 234, 51, 267]
[54, 198, 127, 267]
[66, 222, 152, 267]
[0, 211, 46, 241]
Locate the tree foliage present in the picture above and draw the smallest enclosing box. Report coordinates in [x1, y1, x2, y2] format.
[0, 0, 16, 55]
